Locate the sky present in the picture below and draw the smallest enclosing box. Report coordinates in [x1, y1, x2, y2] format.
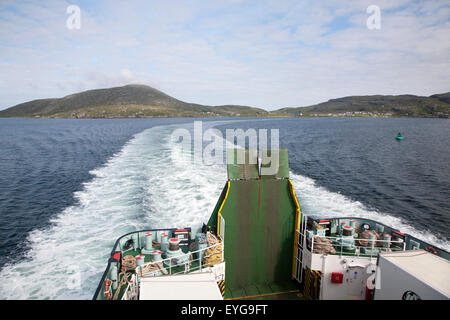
[0, 0, 449, 111]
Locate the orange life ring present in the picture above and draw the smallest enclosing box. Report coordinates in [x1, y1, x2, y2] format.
[425, 246, 438, 255]
[104, 279, 112, 300]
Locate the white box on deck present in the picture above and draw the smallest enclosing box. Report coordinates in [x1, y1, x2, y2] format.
[139, 271, 223, 300]
[375, 250, 450, 300]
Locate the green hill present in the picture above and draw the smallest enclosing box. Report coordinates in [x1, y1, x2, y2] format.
[430, 92, 450, 104]
[271, 93, 450, 118]
[1, 84, 449, 118]
[272, 93, 450, 117]
[0, 84, 268, 118]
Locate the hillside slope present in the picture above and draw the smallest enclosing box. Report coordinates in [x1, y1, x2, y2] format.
[0, 84, 267, 118]
[1, 85, 449, 118]
[272, 94, 450, 117]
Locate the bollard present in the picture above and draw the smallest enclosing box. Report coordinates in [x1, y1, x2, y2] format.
[160, 233, 169, 252]
[141, 232, 154, 254]
[151, 250, 162, 261]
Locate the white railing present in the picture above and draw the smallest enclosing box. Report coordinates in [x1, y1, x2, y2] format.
[120, 239, 224, 300]
[135, 239, 224, 278]
[297, 230, 407, 259]
[294, 216, 307, 283]
[121, 274, 137, 300]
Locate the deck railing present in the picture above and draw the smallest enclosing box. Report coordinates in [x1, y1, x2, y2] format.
[297, 230, 407, 259]
[136, 240, 224, 277]
[121, 274, 138, 300]
[121, 238, 224, 300]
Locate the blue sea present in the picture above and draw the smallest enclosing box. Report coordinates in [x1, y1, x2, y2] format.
[0, 117, 449, 299]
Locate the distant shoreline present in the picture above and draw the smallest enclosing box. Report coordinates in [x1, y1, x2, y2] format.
[1, 114, 448, 119]
[1, 84, 448, 119]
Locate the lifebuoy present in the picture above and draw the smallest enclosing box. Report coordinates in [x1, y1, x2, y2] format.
[425, 246, 438, 255]
[104, 279, 112, 300]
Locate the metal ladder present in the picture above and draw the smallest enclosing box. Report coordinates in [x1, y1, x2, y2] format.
[294, 214, 307, 284]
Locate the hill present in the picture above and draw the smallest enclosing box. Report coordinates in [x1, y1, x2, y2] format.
[271, 93, 450, 118]
[1, 85, 449, 118]
[0, 84, 268, 118]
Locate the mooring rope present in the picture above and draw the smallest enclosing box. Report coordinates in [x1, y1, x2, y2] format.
[111, 255, 136, 300]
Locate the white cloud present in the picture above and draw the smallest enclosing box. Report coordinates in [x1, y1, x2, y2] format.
[83, 69, 135, 88]
[0, 0, 449, 110]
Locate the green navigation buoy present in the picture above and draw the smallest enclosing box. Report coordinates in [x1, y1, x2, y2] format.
[396, 132, 404, 141]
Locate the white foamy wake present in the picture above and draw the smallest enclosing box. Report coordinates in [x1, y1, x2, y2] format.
[0, 122, 226, 300]
[0, 120, 447, 300]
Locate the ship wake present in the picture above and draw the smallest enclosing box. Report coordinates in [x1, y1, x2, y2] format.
[0, 121, 448, 299]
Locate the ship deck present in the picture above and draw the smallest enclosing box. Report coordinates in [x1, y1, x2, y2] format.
[206, 149, 301, 301]
[225, 281, 302, 300]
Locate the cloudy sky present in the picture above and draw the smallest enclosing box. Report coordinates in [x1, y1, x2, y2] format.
[0, 0, 449, 110]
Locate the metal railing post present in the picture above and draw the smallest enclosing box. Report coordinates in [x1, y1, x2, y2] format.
[135, 241, 224, 278]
